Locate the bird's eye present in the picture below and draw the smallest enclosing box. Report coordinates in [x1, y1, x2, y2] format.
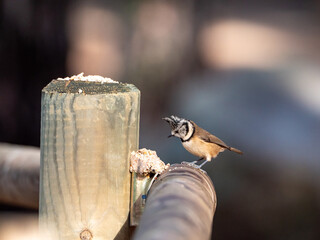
[179, 127, 186, 135]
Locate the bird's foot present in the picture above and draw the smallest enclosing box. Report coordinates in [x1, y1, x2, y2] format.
[181, 161, 198, 168]
[181, 158, 203, 167]
[181, 161, 207, 174]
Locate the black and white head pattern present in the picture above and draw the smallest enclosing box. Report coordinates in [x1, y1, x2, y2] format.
[163, 115, 194, 142]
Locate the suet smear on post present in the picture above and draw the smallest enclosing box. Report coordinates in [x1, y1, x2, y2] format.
[57, 72, 119, 83]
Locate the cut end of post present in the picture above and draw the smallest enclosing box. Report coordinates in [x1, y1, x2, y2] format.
[80, 229, 93, 240]
[42, 73, 139, 95]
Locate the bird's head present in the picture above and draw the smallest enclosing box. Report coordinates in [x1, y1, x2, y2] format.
[163, 115, 194, 141]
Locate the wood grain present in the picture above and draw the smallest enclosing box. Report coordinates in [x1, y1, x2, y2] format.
[39, 80, 140, 240]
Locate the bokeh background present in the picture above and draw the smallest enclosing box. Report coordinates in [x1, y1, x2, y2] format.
[1, 0, 320, 239]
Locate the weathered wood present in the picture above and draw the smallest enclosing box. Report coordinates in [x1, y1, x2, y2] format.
[0, 143, 40, 209]
[39, 80, 140, 240]
[133, 164, 216, 240]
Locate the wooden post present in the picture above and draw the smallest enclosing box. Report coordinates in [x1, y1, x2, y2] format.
[0, 143, 40, 209]
[133, 164, 217, 240]
[39, 80, 140, 240]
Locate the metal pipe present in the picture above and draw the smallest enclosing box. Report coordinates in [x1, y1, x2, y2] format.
[133, 163, 217, 240]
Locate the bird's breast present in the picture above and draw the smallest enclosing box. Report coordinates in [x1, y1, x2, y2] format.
[182, 136, 224, 159]
[182, 137, 207, 158]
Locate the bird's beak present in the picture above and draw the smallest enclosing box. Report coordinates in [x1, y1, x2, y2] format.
[168, 134, 174, 138]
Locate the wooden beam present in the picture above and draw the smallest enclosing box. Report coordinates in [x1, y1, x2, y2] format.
[0, 143, 40, 209]
[133, 164, 217, 240]
[39, 80, 140, 239]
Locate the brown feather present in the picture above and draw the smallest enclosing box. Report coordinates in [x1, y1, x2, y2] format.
[191, 121, 243, 155]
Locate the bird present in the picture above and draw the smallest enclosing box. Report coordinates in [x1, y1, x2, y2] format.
[163, 115, 243, 168]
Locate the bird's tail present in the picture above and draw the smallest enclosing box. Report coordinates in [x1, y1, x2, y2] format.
[228, 147, 243, 155]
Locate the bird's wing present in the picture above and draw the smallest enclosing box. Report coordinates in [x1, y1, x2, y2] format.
[200, 132, 229, 148]
[192, 121, 229, 148]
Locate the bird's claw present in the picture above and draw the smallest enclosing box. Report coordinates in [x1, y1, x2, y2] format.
[181, 161, 207, 174]
[181, 161, 198, 168]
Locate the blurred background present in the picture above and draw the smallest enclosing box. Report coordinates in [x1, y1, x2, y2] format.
[1, 0, 320, 239]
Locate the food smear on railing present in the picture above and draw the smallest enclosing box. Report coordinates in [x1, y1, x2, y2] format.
[130, 148, 170, 175]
